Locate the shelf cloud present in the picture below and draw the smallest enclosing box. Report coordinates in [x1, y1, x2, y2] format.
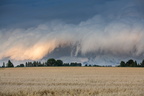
[0, 0, 144, 65]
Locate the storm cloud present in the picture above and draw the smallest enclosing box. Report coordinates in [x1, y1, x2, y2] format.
[0, 0, 144, 65]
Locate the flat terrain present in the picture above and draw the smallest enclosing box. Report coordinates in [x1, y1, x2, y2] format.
[0, 67, 144, 96]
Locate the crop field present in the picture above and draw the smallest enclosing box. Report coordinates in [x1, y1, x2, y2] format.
[0, 67, 144, 96]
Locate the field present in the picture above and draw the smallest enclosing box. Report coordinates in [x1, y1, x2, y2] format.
[0, 67, 144, 96]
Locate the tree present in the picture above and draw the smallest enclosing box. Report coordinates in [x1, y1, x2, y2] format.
[56, 60, 63, 66]
[7, 60, 14, 67]
[20, 64, 24, 67]
[118, 59, 138, 67]
[70, 62, 82, 66]
[25, 62, 28, 67]
[141, 59, 144, 67]
[46, 58, 56, 66]
[33, 61, 37, 67]
[27, 62, 33, 67]
[85, 64, 88, 66]
[2, 62, 5, 67]
[63, 63, 69, 66]
[126, 59, 134, 67]
[134, 61, 138, 67]
[120, 61, 125, 67]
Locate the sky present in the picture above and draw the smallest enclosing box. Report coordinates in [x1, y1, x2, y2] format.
[0, 0, 144, 66]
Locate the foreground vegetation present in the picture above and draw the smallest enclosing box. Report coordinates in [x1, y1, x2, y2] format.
[118, 59, 144, 67]
[1, 58, 144, 68]
[0, 67, 144, 96]
[1, 58, 82, 68]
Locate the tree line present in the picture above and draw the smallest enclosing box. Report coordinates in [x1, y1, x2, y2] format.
[118, 59, 144, 67]
[1, 58, 144, 68]
[1, 60, 14, 67]
[1, 58, 82, 67]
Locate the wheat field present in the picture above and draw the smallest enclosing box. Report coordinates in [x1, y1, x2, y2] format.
[0, 67, 144, 96]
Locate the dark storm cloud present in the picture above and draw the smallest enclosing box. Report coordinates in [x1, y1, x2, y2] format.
[0, 0, 108, 28]
[0, 0, 144, 65]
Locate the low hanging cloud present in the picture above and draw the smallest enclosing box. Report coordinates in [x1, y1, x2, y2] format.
[0, 16, 144, 61]
[0, 0, 144, 65]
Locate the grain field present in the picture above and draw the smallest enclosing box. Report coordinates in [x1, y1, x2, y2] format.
[0, 67, 144, 96]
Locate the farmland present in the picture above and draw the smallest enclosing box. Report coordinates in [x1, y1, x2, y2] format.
[0, 67, 144, 96]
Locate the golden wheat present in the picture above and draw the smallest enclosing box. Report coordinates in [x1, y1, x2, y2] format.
[0, 67, 144, 96]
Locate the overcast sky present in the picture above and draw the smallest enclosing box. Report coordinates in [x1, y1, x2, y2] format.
[0, 0, 103, 28]
[1, 0, 142, 28]
[0, 0, 144, 65]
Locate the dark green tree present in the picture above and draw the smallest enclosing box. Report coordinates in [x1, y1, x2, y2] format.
[134, 61, 138, 67]
[141, 59, 144, 67]
[126, 59, 134, 67]
[120, 61, 125, 67]
[63, 63, 69, 66]
[85, 64, 88, 66]
[56, 60, 63, 66]
[46, 58, 56, 66]
[33, 61, 37, 67]
[70, 62, 82, 66]
[7, 60, 14, 67]
[20, 64, 24, 67]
